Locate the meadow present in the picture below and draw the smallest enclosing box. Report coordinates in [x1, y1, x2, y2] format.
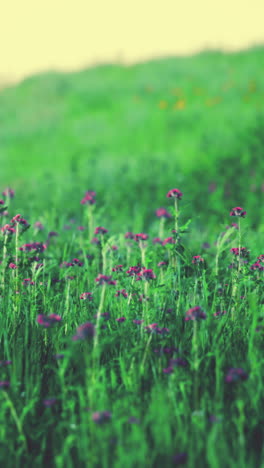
[0, 46, 264, 467]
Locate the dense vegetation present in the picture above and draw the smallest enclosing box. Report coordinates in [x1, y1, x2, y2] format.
[0, 46, 263, 467]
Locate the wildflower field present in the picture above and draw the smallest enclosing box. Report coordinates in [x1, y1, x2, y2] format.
[0, 47, 264, 467]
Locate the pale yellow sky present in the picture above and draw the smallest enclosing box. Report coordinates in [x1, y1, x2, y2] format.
[0, 0, 264, 83]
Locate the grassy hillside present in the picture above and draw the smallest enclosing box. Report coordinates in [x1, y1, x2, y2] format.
[0, 46, 264, 234]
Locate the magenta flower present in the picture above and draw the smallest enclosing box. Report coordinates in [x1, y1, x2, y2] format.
[134, 233, 148, 242]
[158, 261, 168, 267]
[115, 289, 128, 298]
[126, 265, 142, 276]
[138, 268, 156, 280]
[124, 232, 134, 239]
[185, 306, 206, 321]
[116, 317, 126, 322]
[166, 188, 183, 199]
[34, 221, 44, 230]
[43, 398, 57, 407]
[77, 225, 85, 231]
[2, 188, 15, 198]
[0, 360, 12, 367]
[257, 254, 264, 263]
[250, 262, 264, 271]
[11, 214, 29, 227]
[0, 199, 5, 205]
[1, 224, 15, 235]
[230, 207, 246, 217]
[152, 237, 163, 244]
[23, 278, 35, 286]
[230, 247, 250, 258]
[133, 319, 144, 325]
[163, 366, 174, 374]
[112, 264, 123, 272]
[94, 226, 108, 235]
[81, 191, 96, 205]
[170, 357, 188, 367]
[162, 237, 175, 245]
[19, 242, 47, 252]
[91, 410, 111, 424]
[80, 292, 93, 300]
[225, 368, 248, 383]
[156, 208, 171, 218]
[192, 255, 204, 264]
[0, 381, 10, 389]
[214, 310, 227, 317]
[9, 263, 17, 269]
[37, 314, 62, 328]
[95, 274, 116, 285]
[72, 322, 95, 340]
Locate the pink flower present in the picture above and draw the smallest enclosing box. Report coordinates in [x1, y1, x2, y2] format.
[37, 314, 62, 328]
[91, 411, 111, 424]
[116, 317, 126, 322]
[185, 306, 206, 321]
[137, 268, 156, 280]
[72, 322, 95, 340]
[166, 188, 183, 199]
[115, 289, 128, 298]
[134, 233, 148, 242]
[230, 207, 246, 217]
[9, 263, 17, 269]
[80, 292, 93, 300]
[81, 191, 96, 205]
[95, 274, 116, 285]
[2, 188, 15, 198]
[192, 255, 204, 264]
[155, 208, 171, 218]
[94, 226, 108, 235]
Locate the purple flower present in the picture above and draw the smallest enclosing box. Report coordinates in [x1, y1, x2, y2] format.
[185, 306, 206, 321]
[192, 255, 204, 264]
[225, 368, 248, 383]
[2, 188, 15, 198]
[116, 317, 126, 323]
[72, 322, 95, 340]
[156, 208, 171, 218]
[230, 206, 246, 217]
[81, 191, 96, 205]
[37, 314, 62, 328]
[0, 381, 10, 389]
[94, 226, 108, 235]
[172, 452, 188, 465]
[80, 292, 93, 300]
[115, 289, 128, 298]
[138, 268, 156, 281]
[43, 398, 57, 407]
[0, 360, 12, 367]
[166, 188, 183, 199]
[92, 411, 111, 424]
[95, 274, 116, 285]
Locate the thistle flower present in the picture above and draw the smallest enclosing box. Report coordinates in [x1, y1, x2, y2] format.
[80, 292, 93, 300]
[95, 274, 116, 285]
[124, 232, 134, 239]
[94, 226, 108, 235]
[112, 265, 123, 272]
[9, 263, 17, 269]
[185, 306, 206, 321]
[152, 237, 163, 244]
[225, 368, 248, 383]
[230, 207, 246, 217]
[166, 188, 183, 199]
[81, 191, 96, 205]
[0, 381, 10, 389]
[250, 262, 264, 271]
[137, 268, 156, 280]
[72, 322, 95, 340]
[37, 314, 62, 328]
[155, 208, 171, 218]
[230, 247, 250, 258]
[115, 289, 128, 298]
[126, 266, 142, 276]
[34, 221, 44, 230]
[91, 411, 111, 424]
[134, 233, 148, 242]
[162, 237, 175, 245]
[192, 255, 204, 264]
[116, 317, 126, 322]
[2, 188, 15, 198]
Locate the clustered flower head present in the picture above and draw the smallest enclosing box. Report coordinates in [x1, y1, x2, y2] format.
[230, 247, 250, 258]
[94, 226, 108, 235]
[37, 314, 62, 328]
[230, 207, 246, 217]
[91, 411, 111, 424]
[95, 274, 116, 285]
[115, 289, 128, 298]
[192, 255, 204, 264]
[81, 190, 96, 205]
[144, 323, 169, 335]
[225, 367, 248, 383]
[19, 242, 47, 252]
[155, 208, 171, 218]
[134, 233, 148, 242]
[2, 188, 15, 198]
[185, 306, 206, 321]
[72, 322, 95, 340]
[166, 188, 183, 199]
[80, 292, 93, 300]
[137, 268, 156, 281]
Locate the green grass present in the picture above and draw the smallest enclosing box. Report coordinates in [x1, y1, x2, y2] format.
[0, 46, 263, 467]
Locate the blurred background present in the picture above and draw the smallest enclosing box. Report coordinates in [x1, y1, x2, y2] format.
[0, 0, 264, 235]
